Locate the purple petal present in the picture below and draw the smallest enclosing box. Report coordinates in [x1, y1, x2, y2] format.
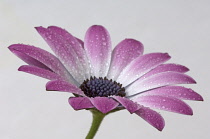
[18, 65, 62, 80]
[69, 97, 94, 110]
[84, 25, 112, 77]
[127, 72, 196, 96]
[89, 97, 119, 114]
[135, 107, 165, 131]
[139, 86, 203, 101]
[46, 80, 85, 96]
[117, 53, 171, 87]
[133, 95, 193, 115]
[107, 39, 144, 80]
[141, 63, 189, 79]
[8, 44, 76, 84]
[10, 49, 50, 70]
[75, 37, 84, 48]
[112, 96, 140, 113]
[36, 26, 90, 83]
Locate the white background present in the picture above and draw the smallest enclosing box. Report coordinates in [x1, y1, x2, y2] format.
[0, 0, 210, 139]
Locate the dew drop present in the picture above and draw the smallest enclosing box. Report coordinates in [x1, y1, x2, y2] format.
[162, 106, 166, 109]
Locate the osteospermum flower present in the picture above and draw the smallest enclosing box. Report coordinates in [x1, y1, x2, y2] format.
[9, 25, 203, 138]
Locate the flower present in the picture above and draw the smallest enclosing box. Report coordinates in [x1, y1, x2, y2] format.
[9, 25, 203, 132]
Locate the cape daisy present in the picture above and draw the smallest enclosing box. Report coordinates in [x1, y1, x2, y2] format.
[9, 25, 203, 133]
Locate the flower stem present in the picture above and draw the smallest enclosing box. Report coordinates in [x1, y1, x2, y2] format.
[85, 110, 106, 139]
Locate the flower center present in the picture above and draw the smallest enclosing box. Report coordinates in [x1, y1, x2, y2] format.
[80, 76, 126, 97]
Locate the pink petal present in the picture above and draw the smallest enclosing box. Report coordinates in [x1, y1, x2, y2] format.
[46, 80, 85, 96]
[127, 72, 196, 96]
[36, 26, 90, 83]
[75, 37, 84, 48]
[10, 49, 50, 70]
[8, 44, 76, 84]
[112, 96, 140, 113]
[117, 53, 171, 87]
[140, 86, 203, 101]
[89, 97, 119, 114]
[84, 25, 112, 77]
[18, 65, 62, 80]
[135, 107, 165, 131]
[107, 39, 144, 80]
[69, 97, 94, 110]
[141, 63, 189, 79]
[133, 95, 193, 115]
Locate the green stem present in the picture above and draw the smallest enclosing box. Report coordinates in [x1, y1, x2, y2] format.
[85, 110, 106, 139]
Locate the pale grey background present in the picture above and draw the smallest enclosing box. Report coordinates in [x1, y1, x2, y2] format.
[0, 0, 209, 139]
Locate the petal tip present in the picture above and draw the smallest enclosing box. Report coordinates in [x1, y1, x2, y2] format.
[35, 26, 46, 33]
[156, 123, 165, 131]
[87, 25, 107, 33]
[45, 80, 61, 91]
[45, 81, 54, 91]
[90, 25, 104, 28]
[165, 53, 171, 59]
[186, 108, 193, 115]
[184, 74, 197, 84]
[124, 38, 144, 47]
[199, 96, 204, 101]
[184, 66, 190, 72]
[18, 65, 24, 71]
[194, 91, 204, 101]
[35, 26, 44, 29]
[191, 78, 197, 84]
[8, 44, 17, 51]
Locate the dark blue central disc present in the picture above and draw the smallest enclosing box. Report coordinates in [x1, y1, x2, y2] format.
[80, 77, 126, 97]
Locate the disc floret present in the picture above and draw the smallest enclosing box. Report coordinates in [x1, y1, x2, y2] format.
[80, 76, 126, 97]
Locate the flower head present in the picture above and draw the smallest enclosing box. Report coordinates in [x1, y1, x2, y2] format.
[9, 25, 203, 131]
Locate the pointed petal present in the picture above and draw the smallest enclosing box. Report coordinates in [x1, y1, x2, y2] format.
[69, 97, 94, 110]
[138, 86, 203, 101]
[107, 39, 144, 80]
[46, 80, 85, 96]
[18, 65, 62, 80]
[75, 37, 84, 48]
[36, 26, 90, 83]
[9, 49, 50, 70]
[84, 25, 112, 77]
[89, 97, 119, 114]
[8, 44, 76, 84]
[135, 107, 165, 131]
[112, 96, 140, 113]
[127, 72, 196, 96]
[117, 53, 171, 87]
[133, 95, 193, 115]
[141, 63, 189, 79]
